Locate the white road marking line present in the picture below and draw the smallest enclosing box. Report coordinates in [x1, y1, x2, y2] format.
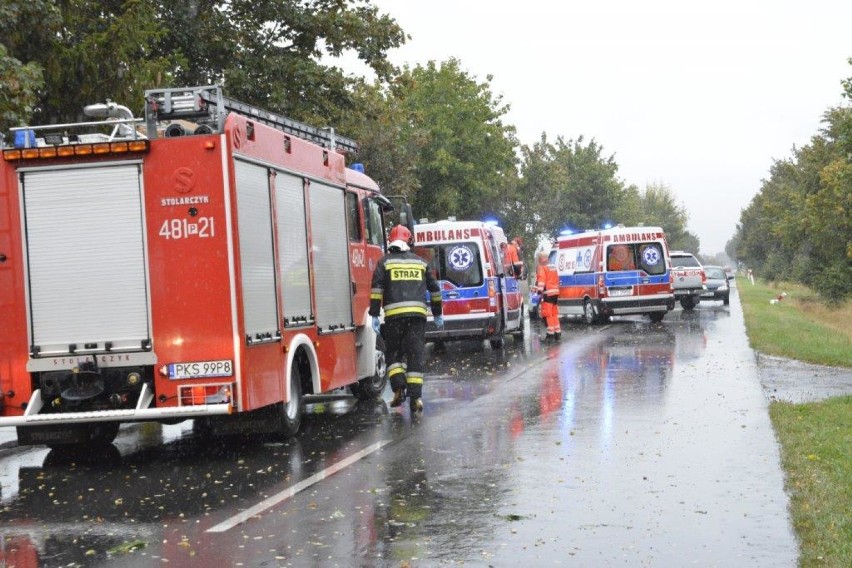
[206, 439, 390, 533]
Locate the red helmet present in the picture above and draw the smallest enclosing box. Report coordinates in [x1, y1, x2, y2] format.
[388, 225, 412, 250]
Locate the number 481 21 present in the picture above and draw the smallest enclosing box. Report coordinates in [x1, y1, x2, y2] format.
[158, 217, 215, 240]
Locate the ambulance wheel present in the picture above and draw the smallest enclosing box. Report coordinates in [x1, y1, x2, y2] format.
[351, 336, 388, 401]
[583, 299, 598, 325]
[276, 362, 304, 439]
[680, 297, 696, 311]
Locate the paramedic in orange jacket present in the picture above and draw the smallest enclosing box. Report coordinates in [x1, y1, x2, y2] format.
[535, 250, 561, 341]
[370, 225, 443, 413]
[503, 238, 523, 278]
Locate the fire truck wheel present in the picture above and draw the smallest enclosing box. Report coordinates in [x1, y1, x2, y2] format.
[277, 364, 304, 438]
[351, 336, 388, 401]
[583, 299, 598, 325]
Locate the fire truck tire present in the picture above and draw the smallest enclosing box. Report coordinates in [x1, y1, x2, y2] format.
[351, 336, 388, 401]
[583, 299, 599, 325]
[680, 297, 696, 311]
[276, 364, 304, 439]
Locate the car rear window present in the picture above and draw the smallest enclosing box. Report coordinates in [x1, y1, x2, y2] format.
[672, 254, 700, 268]
[705, 267, 726, 279]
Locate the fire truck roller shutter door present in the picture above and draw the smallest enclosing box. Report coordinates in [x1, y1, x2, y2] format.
[22, 165, 150, 354]
[274, 172, 312, 325]
[308, 181, 353, 331]
[234, 160, 279, 341]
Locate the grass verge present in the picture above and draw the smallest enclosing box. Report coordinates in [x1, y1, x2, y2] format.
[737, 276, 851, 567]
[736, 277, 851, 367]
[769, 399, 852, 567]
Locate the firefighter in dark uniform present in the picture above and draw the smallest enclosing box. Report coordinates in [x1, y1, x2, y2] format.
[370, 225, 443, 412]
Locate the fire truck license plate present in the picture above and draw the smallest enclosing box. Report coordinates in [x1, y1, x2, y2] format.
[168, 360, 233, 379]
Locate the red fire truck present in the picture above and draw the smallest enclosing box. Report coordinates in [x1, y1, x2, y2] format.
[0, 86, 396, 447]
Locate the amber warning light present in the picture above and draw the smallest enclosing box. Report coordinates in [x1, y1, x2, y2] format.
[3, 140, 150, 161]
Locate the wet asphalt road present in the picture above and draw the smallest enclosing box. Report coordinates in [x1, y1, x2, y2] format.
[0, 288, 799, 567]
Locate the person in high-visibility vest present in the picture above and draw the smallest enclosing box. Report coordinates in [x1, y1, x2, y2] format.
[370, 225, 443, 412]
[504, 239, 522, 278]
[534, 250, 561, 341]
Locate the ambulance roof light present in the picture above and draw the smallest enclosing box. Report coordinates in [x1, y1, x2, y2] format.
[349, 163, 365, 173]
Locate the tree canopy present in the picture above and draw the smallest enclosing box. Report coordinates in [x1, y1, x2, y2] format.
[15, 0, 848, 295]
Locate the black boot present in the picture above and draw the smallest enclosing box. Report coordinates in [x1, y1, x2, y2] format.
[390, 388, 406, 407]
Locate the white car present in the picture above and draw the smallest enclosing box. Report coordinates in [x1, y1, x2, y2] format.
[669, 251, 706, 310]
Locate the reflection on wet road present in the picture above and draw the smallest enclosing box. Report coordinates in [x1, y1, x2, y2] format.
[0, 293, 798, 566]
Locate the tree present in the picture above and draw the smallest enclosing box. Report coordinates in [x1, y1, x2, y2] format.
[515, 134, 630, 242]
[619, 182, 699, 252]
[2, 1, 406, 128]
[389, 59, 519, 223]
[152, 0, 408, 126]
[0, 0, 60, 132]
[735, 93, 851, 303]
[0, 45, 43, 136]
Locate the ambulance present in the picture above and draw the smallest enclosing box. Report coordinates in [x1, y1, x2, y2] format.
[413, 220, 523, 347]
[555, 225, 675, 323]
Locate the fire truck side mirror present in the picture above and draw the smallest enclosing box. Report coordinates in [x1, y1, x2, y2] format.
[399, 203, 415, 234]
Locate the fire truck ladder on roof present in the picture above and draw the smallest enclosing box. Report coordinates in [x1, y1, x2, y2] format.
[144, 85, 358, 153]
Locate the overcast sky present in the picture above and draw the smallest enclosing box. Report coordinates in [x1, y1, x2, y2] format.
[351, 0, 851, 254]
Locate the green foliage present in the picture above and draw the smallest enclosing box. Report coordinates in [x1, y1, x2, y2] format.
[619, 182, 700, 252]
[1, 0, 406, 127]
[0, 0, 59, 132]
[770, 397, 852, 568]
[735, 66, 852, 304]
[737, 276, 852, 367]
[152, 0, 407, 126]
[391, 59, 518, 223]
[515, 134, 629, 243]
[0, 45, 43, 134]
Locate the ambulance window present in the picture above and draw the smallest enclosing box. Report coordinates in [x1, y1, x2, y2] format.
[637, 243, 666, 275]
[440, 243, 483, 287]
[413, 246, 440, 280]
[413, 243, 482, 287]
[607, 244, 636, 272]
[364, 198, 384, 246]
[345, 192, 362, 241]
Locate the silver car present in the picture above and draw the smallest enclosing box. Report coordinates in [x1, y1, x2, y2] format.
[700, 265, 731, 305]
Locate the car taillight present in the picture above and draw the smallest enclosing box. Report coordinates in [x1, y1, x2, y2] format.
[701, 270, 707, 283]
